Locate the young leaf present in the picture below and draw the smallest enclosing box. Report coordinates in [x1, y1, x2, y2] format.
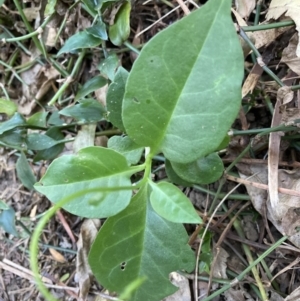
[106, 66, 128, 131]
[88, 187, 195, 301]
[34, 147, 133, 218]
[171, 152, 224, 184]
[57, 31, 102, 55]
[59, 99, 106, 122]
[34, 127, 64, 162]
[16, 152, 36, 190]
[75, 75, 107, 101]
[149, 181, 201, 223]
[122, 0, 243, 163]
[0, 205, 18, 237]
[0, 113, 26, 135]
[108, 136, 143, 165]
[86, 18, 108, 40]
[27, 112, 48, 127]
[0, 98, 18, 116]
[109, 1, 131, 46]
[98, 53, 119, 81]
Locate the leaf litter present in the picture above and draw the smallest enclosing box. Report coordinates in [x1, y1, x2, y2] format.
[1, 0, 300, 301]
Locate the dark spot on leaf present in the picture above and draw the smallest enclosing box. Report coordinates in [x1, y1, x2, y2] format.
[146, 99, 151, 104]
[133, 97, 140, 104]
[150, 59, 153, 63]
[120, 261, 126, 271]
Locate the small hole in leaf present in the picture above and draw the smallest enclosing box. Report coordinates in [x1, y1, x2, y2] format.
[120, 262, 126, 271]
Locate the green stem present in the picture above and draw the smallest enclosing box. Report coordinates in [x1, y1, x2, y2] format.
[259, 256, 280, 292]
[254, 0, 261, 26]
[193, 185, 250, 200]
[48, 50, 86, 105]
[30, 185, 139, 301]
[239, 29, 284, 87]
[241, 20, 294, 32]
[123, 41, 140, 55]
[230, 208, 267, 300]
[12, 0, 43, 53]
[201, 236, 288, 301]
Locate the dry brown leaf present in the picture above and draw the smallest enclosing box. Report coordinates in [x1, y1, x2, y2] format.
[268, 86, 291, 218]
[95, 84, 108, 107]
[224, 286, 255, 301]
[23, 7, 40, 22]
[162, 272, 191, 301]
[231, 8, 255, 57]
[75, 219, 101, 300]
[238, 163, 300, 248]
[242, 63, 263, 97]
[235, 0, 256, 19]
[253, 25, 292, 50]
[266, 0, 300, 56]
[212, 247, 228, 279]
[285, 286, 300, 300]
[281, 33, 300, 75]
[73, 124, 96, 153]
[49, 248, 67, 263]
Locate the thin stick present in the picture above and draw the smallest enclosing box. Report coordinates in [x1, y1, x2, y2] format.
[226, 174, 300, 197]
[137, 2, 189, 37]
[194, 181, 243, 300]
[175, 0, 190, 15]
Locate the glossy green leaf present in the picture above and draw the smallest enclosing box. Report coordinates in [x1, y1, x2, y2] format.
[34, 147, 134, 218]
[0, 113, 26, 135]
[88, 187, 195, 301]
[0, 205, 18, 237]
[75, 75, 107, 101]
[26, 133, 58, 150]
[16, 152, 36, 190]
[165, 159, 193, 187]
[108, 136, 143, 165]
[98, 53, 119, 81]
[86, 19, 108, 40]
[0, 98, 18, 116]
[34, 127, 64, 161]
[149, 181, 201, 223]
[59, 99, 106, 122]
[122, 0, 243, 163]
[106, 66, 128, 131]
[57, 31, 102, 55]
[109, 1, 131, 46]
[27, 112, 48, 127]
[171, 153, 224, 184]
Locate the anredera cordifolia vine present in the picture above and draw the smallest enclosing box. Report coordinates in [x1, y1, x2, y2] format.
[30, 0, 244, 300]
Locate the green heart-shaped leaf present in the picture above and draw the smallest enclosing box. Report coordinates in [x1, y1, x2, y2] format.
[122, 0, 243, 163]
[34, 147, 134, 218]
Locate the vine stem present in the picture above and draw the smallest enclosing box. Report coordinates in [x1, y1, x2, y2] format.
[29, 183, 144, 301]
